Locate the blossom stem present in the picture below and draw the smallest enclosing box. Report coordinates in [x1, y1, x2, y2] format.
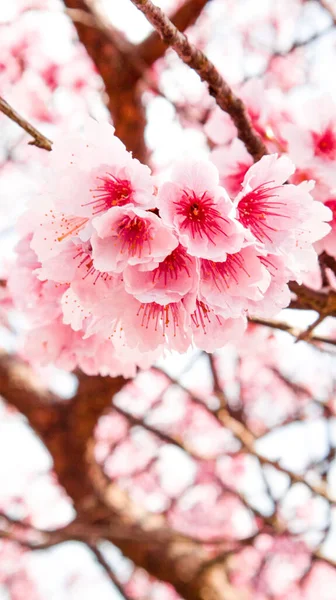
[0, 96, 52, 151]
[129, 0, 268, 161]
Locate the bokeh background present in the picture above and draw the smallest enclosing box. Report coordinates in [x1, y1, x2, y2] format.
[1, 1, 336, 599]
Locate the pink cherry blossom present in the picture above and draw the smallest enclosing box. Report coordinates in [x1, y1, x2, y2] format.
[204, 106, 237, 145]
[158, 159, 244, 260]
[199, 247, 271, 317]
[211, 139, 253, 197]
[283, 95, 336, 168]
[235, 154, 331, 253]
[29, 119, 156, 263]
[190, 299, 247, 352]
[85, 285, 192, 355]
[42, 118, 155, 217]
[315, 199, 336, 257]
[123, 244, 197, 304]
[91, 206, 178, 273]
[247, 255, 291, 318]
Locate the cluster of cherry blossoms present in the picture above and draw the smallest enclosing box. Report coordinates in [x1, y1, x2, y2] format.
[9, 118, 331, 376]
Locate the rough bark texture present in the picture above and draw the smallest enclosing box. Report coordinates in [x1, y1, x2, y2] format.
[0, 352, 242, 600]
[62, 0, 209, 163]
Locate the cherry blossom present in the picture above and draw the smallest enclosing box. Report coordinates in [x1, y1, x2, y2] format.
[235, 154, 331, 254]
[157, 159, 244, 260]
[91, 205, 178, 272]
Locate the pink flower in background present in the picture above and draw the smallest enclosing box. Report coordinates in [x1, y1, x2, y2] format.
[315, 199, 336, 257]
[204, 107, 237, 145]
[211, 139, 253, 197]
[158, 159, 244, 260]
[283, 95, 336, 167]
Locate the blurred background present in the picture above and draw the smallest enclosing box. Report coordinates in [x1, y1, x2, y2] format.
[1, 1, 336, 599]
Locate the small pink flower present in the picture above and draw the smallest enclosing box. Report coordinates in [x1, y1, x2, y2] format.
[235, 154, 331, 253]
[247, 255, 291, 318]
[91, 206, 178, 273]
[85, 286, 191, 354]
[315, 199, 336, 257]
[282, 96, 336, 187]
[199, 247, 271, 317]
[204, 107, 237, 145]
[158, 159, 244, 260]
[45, 118, 155, 217]
[124, 244, 197, 304]
[190, 299, 246, 352]
[211, 139, 253, 197]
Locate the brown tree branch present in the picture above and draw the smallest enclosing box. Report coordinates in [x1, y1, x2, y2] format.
[129, 0, 268, 161]
[63, 0, 148, 162]
[63, 0, 210, 162]
[155, 367, 335, 503]
[0, 354, 241, 600]
[138, 0, 209, 66]
[0, 97, 52, 151]
[248, 317, 336, 348]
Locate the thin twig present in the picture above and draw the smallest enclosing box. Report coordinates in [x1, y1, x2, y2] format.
[0, 97, 52, 151]
[249, 317, 336, 348]
[89, 545, 133, 600]
[128, 0, 268, 161]
[154, 367, 335, 504]
[295, 313, 327, 343]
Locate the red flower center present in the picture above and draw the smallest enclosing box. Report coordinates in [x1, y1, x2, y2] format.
[117, 215, 152, 258]
[201, 253, 248, 291]
[87, 174, 134, 215]
[137, 302, 180, 337]
[237, 182, 285, 243]
[312, 128, 336, 159]
[325, 199, 336, 225]
[152, 246, 192, 285]
[174, 190, 228, 244]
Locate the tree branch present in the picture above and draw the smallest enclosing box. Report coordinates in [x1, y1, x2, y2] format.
[248, 317, 336, 348]
[63, 0, 148, 162]
[156, 367, 336, 504]
[88, 545, 133, 600]
[129, 0, 268, 161]
[138, 0, 209, 66]
[0, 97, 52, 151]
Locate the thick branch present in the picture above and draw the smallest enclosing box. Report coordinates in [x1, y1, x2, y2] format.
[63, 0, 210, 162]
[63, 0, 148, 161]
[129, 0, 268, 161]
